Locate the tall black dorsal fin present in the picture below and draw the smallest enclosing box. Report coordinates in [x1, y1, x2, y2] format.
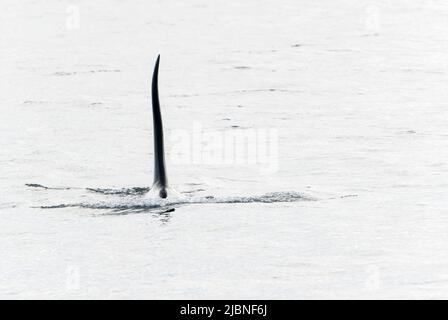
[151, 55, 168, 194]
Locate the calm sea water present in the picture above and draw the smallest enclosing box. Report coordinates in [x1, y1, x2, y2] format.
[2, 0, 448, 299]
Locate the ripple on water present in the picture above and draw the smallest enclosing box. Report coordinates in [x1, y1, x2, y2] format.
[27, 184, 314, 214]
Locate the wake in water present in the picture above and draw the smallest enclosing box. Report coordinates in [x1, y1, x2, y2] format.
[26, 184, 314, 215]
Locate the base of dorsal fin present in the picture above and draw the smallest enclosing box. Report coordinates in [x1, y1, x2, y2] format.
[146, 184, 185, 199]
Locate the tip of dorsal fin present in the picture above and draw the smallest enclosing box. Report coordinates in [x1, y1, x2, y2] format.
[151, 54, 168, 196]
[154, 54, 160, 71]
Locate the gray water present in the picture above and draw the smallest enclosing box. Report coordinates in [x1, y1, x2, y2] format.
[2, 0, 448, 299]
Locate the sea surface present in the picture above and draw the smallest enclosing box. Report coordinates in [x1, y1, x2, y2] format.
[2, 0, 448, 299]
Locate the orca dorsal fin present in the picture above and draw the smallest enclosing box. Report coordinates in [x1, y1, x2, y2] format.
[151, 55, 168, 198]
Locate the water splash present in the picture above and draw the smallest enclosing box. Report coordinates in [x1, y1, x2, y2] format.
[28, 183, 315, 215]
[25, 183, 71, 190]
[86, 187, 150, 196]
